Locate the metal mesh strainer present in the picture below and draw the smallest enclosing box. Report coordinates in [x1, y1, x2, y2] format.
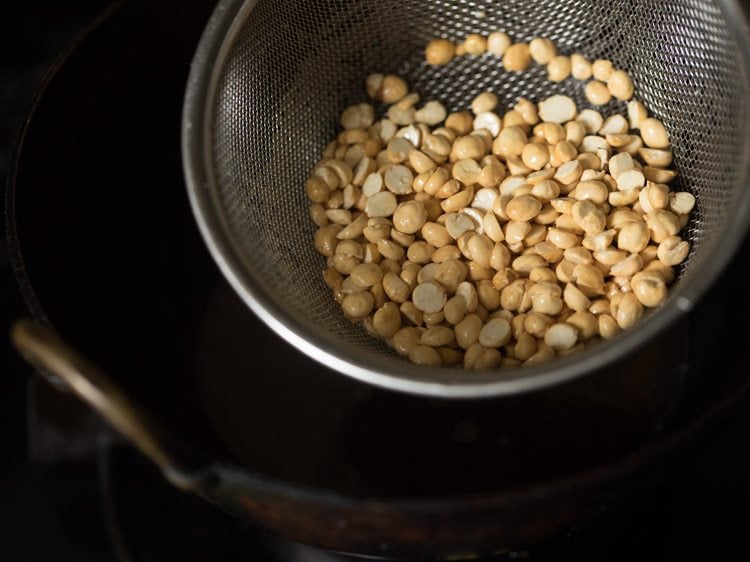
[183, 0, 750, 397]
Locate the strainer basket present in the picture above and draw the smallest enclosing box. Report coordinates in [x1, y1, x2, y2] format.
[183, 0, 750, 397]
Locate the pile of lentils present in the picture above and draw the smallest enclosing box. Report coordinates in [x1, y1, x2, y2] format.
[305, 32, 695, 369]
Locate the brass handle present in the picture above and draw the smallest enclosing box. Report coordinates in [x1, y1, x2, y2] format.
[11, 318, 206, 490]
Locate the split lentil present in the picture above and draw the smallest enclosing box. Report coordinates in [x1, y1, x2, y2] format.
[305, 32, 693, 370]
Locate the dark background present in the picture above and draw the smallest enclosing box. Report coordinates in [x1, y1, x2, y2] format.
[0, 2, 117, 560]
[1, 1, 750, 561]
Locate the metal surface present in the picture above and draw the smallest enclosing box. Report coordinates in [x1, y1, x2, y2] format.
[10, 319, 202, 491]
[184, 0, 750, 397]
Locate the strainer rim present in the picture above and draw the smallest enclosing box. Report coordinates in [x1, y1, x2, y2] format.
[183, 0, 750, 398]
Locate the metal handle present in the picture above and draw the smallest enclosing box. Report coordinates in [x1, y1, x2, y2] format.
[11, 318, 208, 490]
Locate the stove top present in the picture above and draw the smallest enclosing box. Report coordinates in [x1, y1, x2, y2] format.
[2, 1, 750, 561]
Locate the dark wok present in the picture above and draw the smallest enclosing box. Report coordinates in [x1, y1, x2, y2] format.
[7, 1, 750, 559]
